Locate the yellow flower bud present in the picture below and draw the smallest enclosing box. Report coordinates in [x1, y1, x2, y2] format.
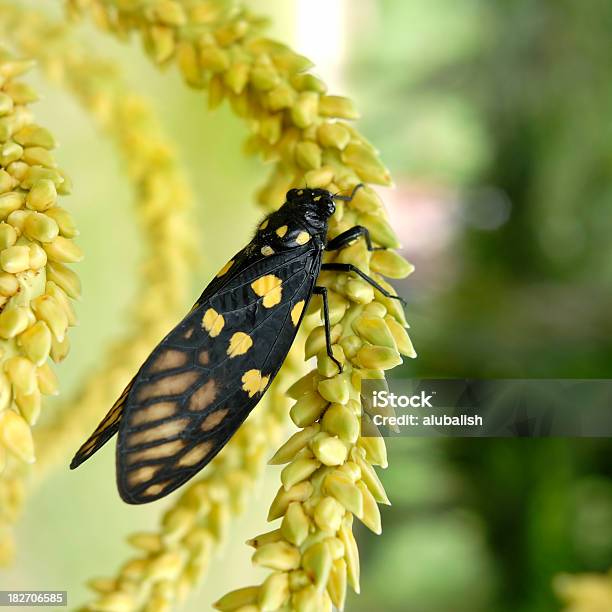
[317, 122, 351, 150]
[43, 236, 83, 263]
[13, 124, 56, 149]
[328, 558, 348, 609]
[43, 206, 77, 237]
[0, 409, 34, 463]
[268, 424, 321, 465]
[23, 211, 59, 242]
[356, 345, 402, 370]
[291, 92, 319, 128]
[289, 391, 328, 428]
[310, 434, 348, 467]
[36, 362, 59, 396]
[252, 541, 301, 571]
[295, 141, 322, 170]
[352, 315, 397, 350]
[0, 191, 25, 219]
[281, 457, 320, 491]
[339, 518, 360, 593]
[22, 146, 55, 168]
[0, 306, 30, 339]
[385, 315, 416, 357]
[314, 496, 345, 533]
[0, 244, 29, 273]
[32, 294, 68, 341]
[47, 261, 81, 299]
[18, 320, 52, 366]
[15, 389, 41, 426]
[5, 355, 37, 395]
[322, 403, 360, 444]
[258, 571, 289, 611]
[213, 586, 259, 611]
[317, 373, 350, 405]
[324, 471, 363, 518]
[281, 501, 310, 546]
[268, 481, 313, 521]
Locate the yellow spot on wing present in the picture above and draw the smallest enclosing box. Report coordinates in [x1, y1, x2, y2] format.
[178, 441, 213, 467]
[144, 482, 168, 496]
[261, 245, 274, 256]
[189, 379, 218, 411]
[242, 369, 269, 397]
[216, 259, 234, 277]
[129, 418, 189, 446]
[202, 308, 225, 337]
[259, 219, 269, 230]
[149, 349, 187, 373]
[227, 332, 253, 357]
[201, 408, 229, 431]
[275, 225, 288, 238]
[128, 465, 160, 486]
[137, 371, 199, 402]
[291, 300, 305, 326]
[251, 275, 283, 308]
[127, 439, 184, 463]
[130, 401, 177, 426]
[296, 231, 311, 245]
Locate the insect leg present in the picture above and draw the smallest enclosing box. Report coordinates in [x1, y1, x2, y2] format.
[313, 286, 343, 374]
[325, 225, 384, 252]
[320, 262, 407, 305]
[332, 183, 364, 201]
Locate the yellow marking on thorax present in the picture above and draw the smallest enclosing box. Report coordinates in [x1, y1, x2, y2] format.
[202, 308, 225, 336]
[291, 300, 305, 326]
[296, 231, 311, 245]
[251, 275, 283, 308]
[216, 259, 234, 277]
[227, 332, 253, 357]
[275, 225, 288, 238]
[242, 369, 269, 397]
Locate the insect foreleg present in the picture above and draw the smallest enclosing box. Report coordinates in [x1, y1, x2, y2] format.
[320, 262, 406, 305]
[313, 286, 343, 374]
[325, 225, 384, 252]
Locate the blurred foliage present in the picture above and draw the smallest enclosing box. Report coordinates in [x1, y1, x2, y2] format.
[347, 1, 612, 611]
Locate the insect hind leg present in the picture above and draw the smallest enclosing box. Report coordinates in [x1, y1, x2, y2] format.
[313, 286, 343, 374]
[320, 262, 407, 306]
[325, 225, 385, 252]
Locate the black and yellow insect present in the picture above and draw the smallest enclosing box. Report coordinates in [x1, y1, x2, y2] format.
[70, 185, 402, 504]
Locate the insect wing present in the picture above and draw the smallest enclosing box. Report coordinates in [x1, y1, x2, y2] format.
[116, 247, 320, 503]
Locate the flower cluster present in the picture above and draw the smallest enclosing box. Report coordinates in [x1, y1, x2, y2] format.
[556, 570, 612, 612]
[0, 48, 80, 565]
[62, 1, 416, 610]
[0, 1, 195, 570]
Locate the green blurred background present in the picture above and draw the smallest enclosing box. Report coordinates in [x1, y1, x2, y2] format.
[3, 1, 612, 610]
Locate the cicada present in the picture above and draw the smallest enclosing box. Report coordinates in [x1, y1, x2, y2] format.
[70, 185, 402, 503]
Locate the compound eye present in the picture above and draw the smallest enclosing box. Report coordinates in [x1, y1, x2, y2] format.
[287, 189, 300, 201]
